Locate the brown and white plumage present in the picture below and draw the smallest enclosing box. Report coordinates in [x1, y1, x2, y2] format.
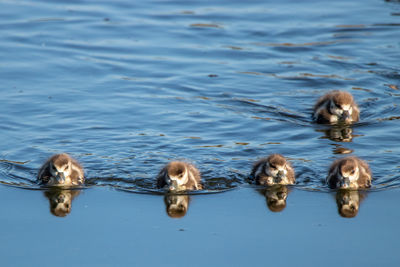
[327, 156, 372, 189]
[38, 153, 85, 186]
[157, 161, 202, 191]
[313, 90, 360, 124]
[251, 154, 295, 186]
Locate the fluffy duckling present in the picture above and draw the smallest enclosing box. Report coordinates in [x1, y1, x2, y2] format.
[313, 90, 360, 124]
[38, 153, 85, 186]
[157, 161, 202, 191]
[251, 154, 295, 186]
[327, 156, 372, 189]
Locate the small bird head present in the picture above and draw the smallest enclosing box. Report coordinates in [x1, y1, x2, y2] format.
[265, 154, 289, 184]
[49, 154, 73, 184]
[165, 162, 189, 191]
[329, 91, 355, 123]
[336, 158, 359, 189]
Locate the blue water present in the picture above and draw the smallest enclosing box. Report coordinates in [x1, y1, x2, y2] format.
[1, 0, 400, 265]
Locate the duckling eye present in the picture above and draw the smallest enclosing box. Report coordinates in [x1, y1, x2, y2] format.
[350, 170, 355, 175]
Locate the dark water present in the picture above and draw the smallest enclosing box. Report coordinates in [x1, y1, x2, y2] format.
[1, 0, 400, 265]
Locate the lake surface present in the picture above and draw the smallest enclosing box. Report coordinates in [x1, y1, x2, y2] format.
[1, 0, 400, 266]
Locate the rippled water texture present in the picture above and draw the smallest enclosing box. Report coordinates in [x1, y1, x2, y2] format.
[1, 0, 400, 265]
[1, 0, 399, 192]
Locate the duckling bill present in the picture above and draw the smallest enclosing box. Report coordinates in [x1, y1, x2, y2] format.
[313, 90, 360, 124]
[327, 156, 371, 189]
[251, 154, 295, 186]
[38, 153, 85, 186]
[157, 161, 202, 191]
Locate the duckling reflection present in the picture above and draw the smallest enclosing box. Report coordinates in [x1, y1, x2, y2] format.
[259, 185, 290, 212]
[313, 90, 360, 124]
[335, 189, 366, 218]
[319, 125, 354, 142]
[164, 194, 190, 218]
[38, 153, 85, 186]
[44, 189, 81, 217]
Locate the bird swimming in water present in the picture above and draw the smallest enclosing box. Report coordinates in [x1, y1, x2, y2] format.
[251, 154, 295, 186]
[313, 90, 360, 124]
[38, 153, 85, 186]
[327, 156, 372, 189]
[157, 161, 202, 191]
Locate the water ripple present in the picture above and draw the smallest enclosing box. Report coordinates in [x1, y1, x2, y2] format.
[0, 0, 399, 197]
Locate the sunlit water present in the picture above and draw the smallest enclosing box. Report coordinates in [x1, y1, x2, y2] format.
[1, 0, 400, 265]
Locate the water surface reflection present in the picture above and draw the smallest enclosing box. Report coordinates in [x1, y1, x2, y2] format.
[317, 125, 355, 142]
[258, 185, 291, 212]
[335, 189, 366, 218]
[164, 194, 190, 218]
[44, 189, 81, 217]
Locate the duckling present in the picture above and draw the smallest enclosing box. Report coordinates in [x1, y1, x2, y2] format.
[251, 154, 295, 186]
[38, 153, 85, 186]
[313, 90, 360, 124]
[327, 156, 372, 189]
[164, 194, 190, 218]
[157, 161, 202, 191]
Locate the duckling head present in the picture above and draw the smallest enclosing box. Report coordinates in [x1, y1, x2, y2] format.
[265, 154, 289, 184]
[336, 158, 359, 188]
[49, 154, 73, 184]
[329, 91, 355, 123]
[165, 162, 189, 191]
